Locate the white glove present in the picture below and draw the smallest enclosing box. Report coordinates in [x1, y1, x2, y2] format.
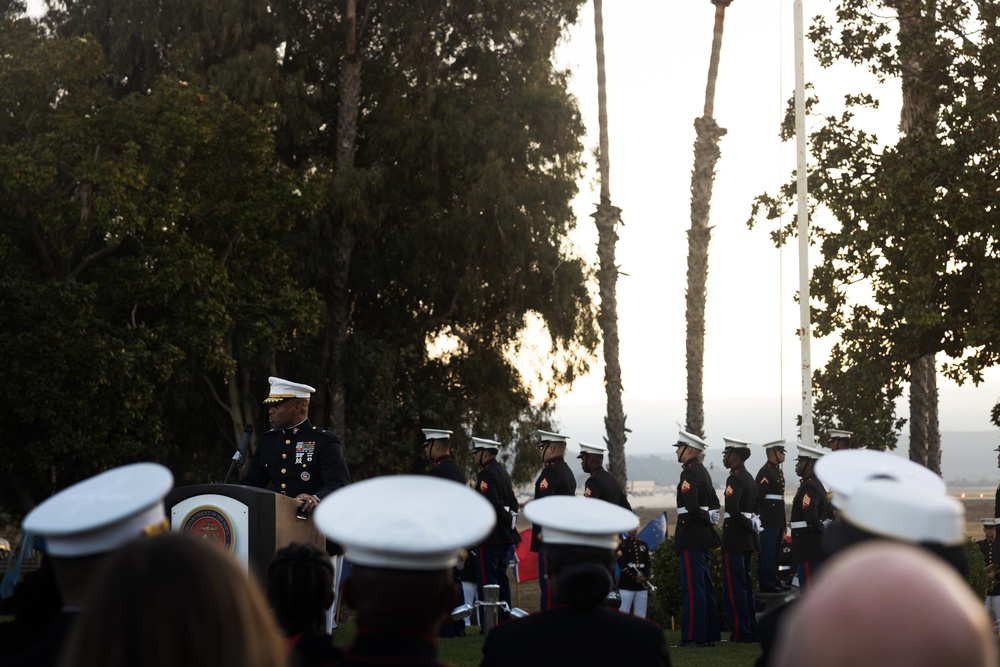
[751, 514, 763, 533]
[822, 518, 832, 528]
[708, 509, 720, 524]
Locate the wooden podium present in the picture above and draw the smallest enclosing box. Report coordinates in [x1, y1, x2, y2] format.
[166, 484, 326, 582]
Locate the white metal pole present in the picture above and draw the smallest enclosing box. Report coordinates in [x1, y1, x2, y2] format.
[794, 0, 814, 447]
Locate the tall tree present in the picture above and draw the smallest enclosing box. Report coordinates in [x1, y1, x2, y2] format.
[684, 0, 732, 438]
[591, 0, 627, 488]
[22, 0, 597, 496]
[0, 17, 319, 508]
[749, 0, 1000, 460]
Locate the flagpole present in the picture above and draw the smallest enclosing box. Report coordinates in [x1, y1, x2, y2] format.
[794, 0, 814, 447]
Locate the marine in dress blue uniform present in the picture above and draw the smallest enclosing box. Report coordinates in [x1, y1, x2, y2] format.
[578, 440, 632, 510]
[978, 519, 1000, 633]
[994, 443, 1000, 571]
[421, 428, 466, 485]
[672, 430, 721, 648]
[312, 476, 496, 667]
[720, 437, 759, 643]
[240, 377, 351, 509]
[789, 442, 829, 591]
[530, 430, 577, 610]
[420, 428, 467, 638]
[472, 437, 520, 626]
[755, 439, 787, 592]
[481, 496, 671, 667]
[617, 528, 652, 618]
[827, 428, 853, 451]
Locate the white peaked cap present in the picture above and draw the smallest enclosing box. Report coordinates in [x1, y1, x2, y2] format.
[471, 436, 502, 450]
[722, 437, 751, 449]
[675, 430, 708, 451]
[526, 496, 638, 550]
[24, 463, 173, 558]
[314, 476, 495, 570]
[840, 478, 964, 546]
[421, 429, 453, 441]
[537, 430, 570, 444]
[796, 442, 828, 459]
[815, 449, 946, 509]
[577, 441, 608, 456]
[828, 429, 853, 439]
[263, 376, 315, 403]
[762, 439, 787, 449]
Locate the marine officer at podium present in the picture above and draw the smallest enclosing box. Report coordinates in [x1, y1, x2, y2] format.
[239, 376, 351, 511]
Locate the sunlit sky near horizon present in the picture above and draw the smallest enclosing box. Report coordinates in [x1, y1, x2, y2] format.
[549, 0, 1000, 453]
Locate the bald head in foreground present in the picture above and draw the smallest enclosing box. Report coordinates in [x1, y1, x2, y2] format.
[773, 542, 997, 667]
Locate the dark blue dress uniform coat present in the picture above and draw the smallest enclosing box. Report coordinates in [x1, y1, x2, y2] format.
[476, 459, 520, 546]
[673, 461, 722, 553]
[722, 466, 760, 554]
[617, 536, 652, 591]
[239, 418, 351, 500]
[789, 475, 828, 566]
[584, 467, 632, 511]
[530, 457, 577, 552]
[427, 455, 466, 485]
[480, 605, 672, 667]
[755, 461, 786, 530]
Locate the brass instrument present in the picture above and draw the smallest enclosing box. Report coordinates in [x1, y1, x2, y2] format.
[627, 562, 656, 592]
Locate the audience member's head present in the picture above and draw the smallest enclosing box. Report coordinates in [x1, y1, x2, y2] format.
[23, 462, 173, 607]
[314, 475, 495, 634]
[816, 450, 966, 573]
[59, 533, 286, 667]
[526, 495, 638, 609]
[773, 542, 997, 667]
[267, 541, 334, 636]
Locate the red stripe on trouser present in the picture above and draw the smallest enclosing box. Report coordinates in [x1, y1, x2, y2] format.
[803, 561, 811, 588]
[478, 548, 486, 583]
[724, 554, 740, 641]
[683, 551, 695, 641]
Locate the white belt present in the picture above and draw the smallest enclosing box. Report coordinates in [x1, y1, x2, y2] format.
[724, 512, 752, 519]
[677, 505, 709, 515]
[790, 521, 808, 529]
[765, 494, 783, 501]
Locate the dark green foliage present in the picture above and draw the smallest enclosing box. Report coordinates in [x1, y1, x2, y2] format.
[966, 536, 988, 600]
[1, 0, 596, 517]
[0, 19, 318, 507]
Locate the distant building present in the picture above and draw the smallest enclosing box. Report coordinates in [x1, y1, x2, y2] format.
[629, 480, 656, 494]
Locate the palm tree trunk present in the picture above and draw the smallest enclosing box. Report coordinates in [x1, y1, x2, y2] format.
[685, 0, 730, 437]
[592, 0, 628, 488]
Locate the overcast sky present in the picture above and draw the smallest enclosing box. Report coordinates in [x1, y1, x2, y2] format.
[549, 1, 1000, 455]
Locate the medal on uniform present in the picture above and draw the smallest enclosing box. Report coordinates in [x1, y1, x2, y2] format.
[301, 471, 311, 481]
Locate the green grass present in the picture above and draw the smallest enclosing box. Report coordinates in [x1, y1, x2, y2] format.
[333, 622, 761, 667]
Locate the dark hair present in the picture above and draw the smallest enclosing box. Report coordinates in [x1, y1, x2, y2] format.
[267, 542, 334, 635]
[544, 544, 614, 610]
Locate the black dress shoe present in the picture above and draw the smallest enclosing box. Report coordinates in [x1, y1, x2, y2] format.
[677, 641, 700, 648]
